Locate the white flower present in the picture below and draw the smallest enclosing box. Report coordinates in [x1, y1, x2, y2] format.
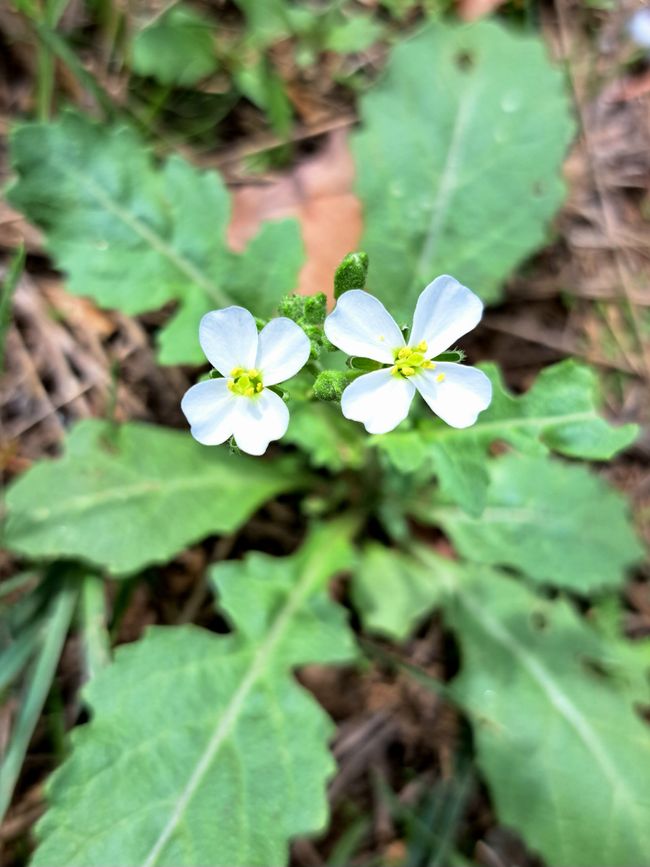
[181, 306, 310, 455]
[323, 275, 492, 434]
[628, 9, 650, 49]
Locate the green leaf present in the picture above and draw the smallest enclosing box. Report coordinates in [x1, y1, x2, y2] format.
[446, 569, 650, 867]
[7, 112, 304, 364]
[235, 56, 293, 137]
[31, 524, 357, 867]
[376, 360, 638, 515]
[285, 402, 365, 472]
[234, 0, 291, 46]
[131, 4, 218, 86]
[4, 420, 302, 576]
[352, 20, 574, 314]
[324, 15, 384, 54]
[352, 544, 453, 640]
[428, 454, 643, 592]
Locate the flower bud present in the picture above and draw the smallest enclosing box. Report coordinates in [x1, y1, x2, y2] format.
[334, 251, 369, 299]
[278, 294, 305, 322]
[302, 292, 327, 326]
[313, 370, 355, 402]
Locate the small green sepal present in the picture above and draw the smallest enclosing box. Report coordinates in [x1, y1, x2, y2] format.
[434, 349, 465, 363]
[348, 357, 382, 372]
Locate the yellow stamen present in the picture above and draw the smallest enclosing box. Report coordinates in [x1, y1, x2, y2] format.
[391, 342, 435, 379]
[436, 373, 446, 383]
[227, 366, 265, 397]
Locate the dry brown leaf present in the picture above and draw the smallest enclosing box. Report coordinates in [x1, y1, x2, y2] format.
[228, 129, 362, 299]
[456, 0, 507, 22]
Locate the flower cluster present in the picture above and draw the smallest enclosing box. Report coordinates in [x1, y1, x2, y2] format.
[181, 275, 492, 455]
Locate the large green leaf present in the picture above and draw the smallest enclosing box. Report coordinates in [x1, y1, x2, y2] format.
[446, 569, 650, 867]
[352, 543, 452, 640]
[7, 112, 303, 364]
[31, 524, 357, 866]
[4, 420, 302, 576]
[426, 454, 643, 592]
[353, 20, 574, 313]
[377, 360, 638, 515]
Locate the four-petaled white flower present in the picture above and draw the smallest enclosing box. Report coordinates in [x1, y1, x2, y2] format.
[324, 275, 492, 433]
[181, 306, 310, 455]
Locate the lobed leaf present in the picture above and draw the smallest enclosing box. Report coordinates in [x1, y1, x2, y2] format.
[31, 524, 357, 867]
[4, 420, 302, 576]
[377, 360, 638, 515]
[7, 112, 303, 364]
[353, 20, 574, 314]
[427, 454, 643, 592]
[446, 568, 650, 867]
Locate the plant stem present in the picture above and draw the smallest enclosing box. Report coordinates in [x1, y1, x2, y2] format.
[80, 574, 111, 680]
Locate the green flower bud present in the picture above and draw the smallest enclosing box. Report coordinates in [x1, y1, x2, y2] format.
[302, 292, 327, 326]
[313, 370, 357, 401]
[303, 324, 324, 359]
[334, 251, 369, 299]
[278, 294, 305, 322]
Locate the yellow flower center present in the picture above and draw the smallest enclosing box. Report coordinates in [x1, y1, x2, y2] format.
[227, 367, 264, 398]
[390, 341, 436, 378]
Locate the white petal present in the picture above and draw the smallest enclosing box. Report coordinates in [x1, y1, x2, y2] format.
[409, 275, 483, 359]
[256, 317, 311, 386]
[324, 290, 404, 364]
[414, 363, 492, 429]
[629, 9, 650, 48]
[231, 389, 290, 456]
[180, 379, 237, 445]
[199, 307, 258, 376]
[341, 369, 415, 434]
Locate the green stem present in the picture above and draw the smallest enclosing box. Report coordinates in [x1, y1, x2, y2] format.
[79, 574, 111, 680]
